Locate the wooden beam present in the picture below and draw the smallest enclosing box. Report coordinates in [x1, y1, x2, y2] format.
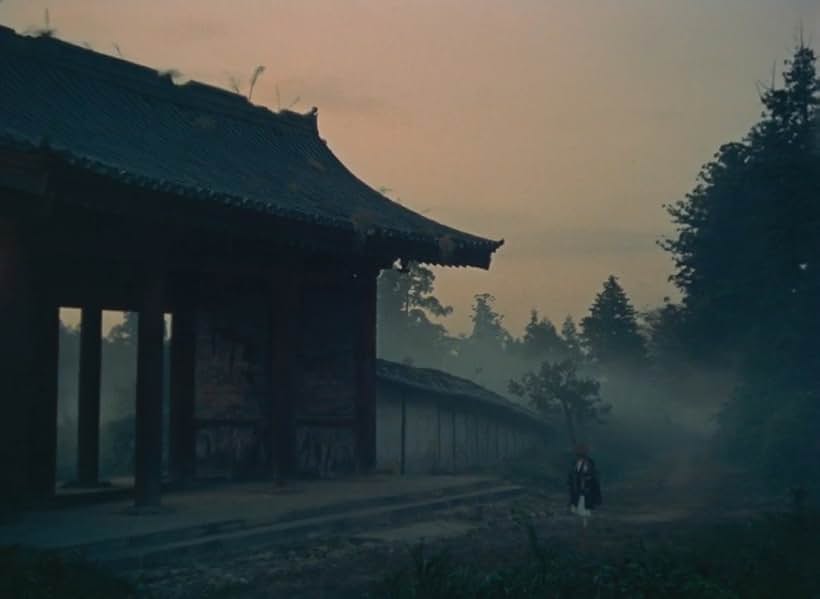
[293, 418, 356, 428]
[0, 217, 59, 506]
[76, 306, 102, 485]
[134, 270, 165, 507]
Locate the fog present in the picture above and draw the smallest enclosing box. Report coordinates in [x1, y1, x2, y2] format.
[2, 0, 818, 333]
[2, 2, 819, 596]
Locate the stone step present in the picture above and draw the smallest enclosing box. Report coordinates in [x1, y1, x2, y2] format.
[76, 483, 524, 571]
[56, 478, 503, 559]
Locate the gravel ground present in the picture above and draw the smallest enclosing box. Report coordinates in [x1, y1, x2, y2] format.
[131, 485, 742, 598]
[131, 454, 784, 598]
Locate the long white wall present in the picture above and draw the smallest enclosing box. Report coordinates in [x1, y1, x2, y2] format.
[376, 382, 544, 475]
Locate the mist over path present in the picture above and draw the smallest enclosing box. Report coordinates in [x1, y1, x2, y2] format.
[133, 449, 773, 598]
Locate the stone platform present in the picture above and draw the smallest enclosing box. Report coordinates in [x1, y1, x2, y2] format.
[0, 475, 523, 570]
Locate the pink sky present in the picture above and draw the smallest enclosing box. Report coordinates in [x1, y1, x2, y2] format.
[2, 1, 817, 335]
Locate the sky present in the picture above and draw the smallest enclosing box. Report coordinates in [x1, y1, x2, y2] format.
[2, 0, 818, 335]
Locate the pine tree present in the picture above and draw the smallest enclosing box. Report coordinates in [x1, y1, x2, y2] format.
[560, 315, 584, 362]
[518, 310, 568, 362]
[580, 276, 646, 368]
[663, 42, 820, 487]
[663, 43, 820, 368]
[376, 262, 453, 366]
[468, 293, 509, 348]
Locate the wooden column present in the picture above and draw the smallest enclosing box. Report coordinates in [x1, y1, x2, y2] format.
[354, 268, 378, 472]
[134, 271, 165, 507]
[0, 218, 58, 505]
[76, 306, 102, 485]
[169, 304, 197, 483]
[29, 295, 59, 499]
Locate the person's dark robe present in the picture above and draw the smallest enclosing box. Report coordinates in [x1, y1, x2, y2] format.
[568, 456, 602, 509]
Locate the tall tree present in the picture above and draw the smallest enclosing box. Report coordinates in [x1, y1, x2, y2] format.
[516, 310, 568, 362]
[510, 360, 609, 445]
[377, 262, 453, 367]
[580, 276, 646, 368]
[560, 315, 584, 362]
[445, 293, 513, 390]
[663, 43, 820, 368]
[663, 43, 820, 486]
[468, 293, 510, 349]
[644, 301, 688, 367]
[107, 312, 139, 345]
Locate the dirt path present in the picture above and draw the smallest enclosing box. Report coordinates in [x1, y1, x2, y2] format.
[134, 457, 775, 598]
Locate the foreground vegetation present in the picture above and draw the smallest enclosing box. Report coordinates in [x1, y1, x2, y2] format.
[378, 509, 820, 599]
[0, 547, 136, 599]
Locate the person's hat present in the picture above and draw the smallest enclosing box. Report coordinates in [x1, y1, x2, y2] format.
[574, 443, 589, 456]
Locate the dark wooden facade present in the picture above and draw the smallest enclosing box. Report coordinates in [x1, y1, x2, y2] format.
[0, 187, 386, 507]
[0, 28, 501, 508]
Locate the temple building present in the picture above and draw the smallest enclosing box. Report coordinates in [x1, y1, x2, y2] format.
[0, 27, 502, 508]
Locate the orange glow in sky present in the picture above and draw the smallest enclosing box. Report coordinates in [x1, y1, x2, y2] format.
[2, 0, 817, 334]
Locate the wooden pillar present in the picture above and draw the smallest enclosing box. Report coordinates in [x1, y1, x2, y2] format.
[134, 271, 165, 507]
[169, 304, 197, 483]
[354, 268, 378, 472]
[29, 297, 59, 499]
[0, 218, 58, 505]
[76, 306, 102, 485]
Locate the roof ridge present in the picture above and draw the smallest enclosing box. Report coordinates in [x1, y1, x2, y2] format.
[0, 26, 319, 136]
[376, 359, 543, 422]
[0, 25, 504, 267]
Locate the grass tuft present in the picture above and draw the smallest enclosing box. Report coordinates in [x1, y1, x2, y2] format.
[376, 510, 820, 598]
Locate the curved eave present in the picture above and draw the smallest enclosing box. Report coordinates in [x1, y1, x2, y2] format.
[0, 133, 504, 268]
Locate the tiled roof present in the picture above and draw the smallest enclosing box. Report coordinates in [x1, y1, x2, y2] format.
[376, 359, 548, 428]
[0, 27, 503, 268]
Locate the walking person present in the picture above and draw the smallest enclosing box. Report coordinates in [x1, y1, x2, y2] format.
[568, 443, 601, 528]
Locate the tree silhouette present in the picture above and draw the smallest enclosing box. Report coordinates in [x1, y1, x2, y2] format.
[663, 43, 820, 367]
[509, 360, 609, 445]
[515, 310, 568, 361]
[580, 276, 646, 368]
[107, 312, 138, 345]
[377, 262, 453, 367]
[662, 42, 820, 486]
[468, 293, 509, 349]
[560, 315, 584, 363]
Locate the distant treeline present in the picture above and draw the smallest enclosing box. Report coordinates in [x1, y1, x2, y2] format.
[56, 44, 818, 492]
[379, 42, 820, 491]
